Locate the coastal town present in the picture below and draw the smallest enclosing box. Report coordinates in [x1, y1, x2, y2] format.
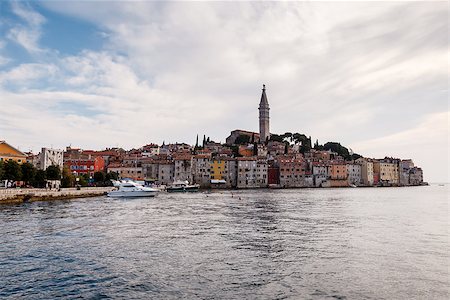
[1, 85, 424, 190]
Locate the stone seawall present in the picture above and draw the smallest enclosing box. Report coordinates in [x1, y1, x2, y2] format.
[0, 187, 114, 205]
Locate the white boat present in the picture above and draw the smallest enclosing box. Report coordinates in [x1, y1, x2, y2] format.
[167, 180, 200, 192]
[108, 180, 159, 198]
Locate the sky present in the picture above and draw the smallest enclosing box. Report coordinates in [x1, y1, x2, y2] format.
[0, 1, 448, 182]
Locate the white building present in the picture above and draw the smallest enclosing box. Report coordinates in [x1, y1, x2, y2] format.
[39, 148, 63, 170]
[313, 164, 328, 187]
[347, 163, 362, 186]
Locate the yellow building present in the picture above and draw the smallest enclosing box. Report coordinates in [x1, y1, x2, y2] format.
[211, 159, 226, 180]
[373, 161, 399, 185]
[0, 141, 27, 164]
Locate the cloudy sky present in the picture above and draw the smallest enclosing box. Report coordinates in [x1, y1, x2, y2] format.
[0, 1, 447, 182]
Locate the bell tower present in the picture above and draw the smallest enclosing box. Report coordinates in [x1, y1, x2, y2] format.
[259, 84, 270, 143]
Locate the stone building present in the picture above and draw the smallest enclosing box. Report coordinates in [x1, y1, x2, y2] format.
[237, 157, 259, 188]
[192, 154, 211, 188]
[173, 154, 193, 183]
[356, 157, 374, 186]
[158, 161, 175, 185]
[399, 159, 415, 186]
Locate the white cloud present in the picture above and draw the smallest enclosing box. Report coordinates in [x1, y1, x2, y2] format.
[6, 2, 46, 53]
[0, 1, 448, 181]
[350, 111, 449, 183]
[0, 63, 58, 85]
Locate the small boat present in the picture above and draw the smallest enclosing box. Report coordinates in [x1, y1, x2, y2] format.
[167, 180, 200, 193]
[108, 180, 159, 197]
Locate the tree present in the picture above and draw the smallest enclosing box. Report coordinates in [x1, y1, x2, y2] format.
[269, 134, 284, 143]
[202, 135, 206, 148]
[94, 171, 105, 183]
[106, 171, 119, 181]
[0, 160, 4, 180]
[234, 134, 250, 145]
[4, 160, 22, 181]
[323, 142, 351, 160]
[21, 162, 36, 185]
[46, 165, 61, 180]
[34, 170, 47, 188]
[195, 134, 199, 149]
[61, 166, 75, 188]
[78, 174, 90, 187]
[284, 142, 289, 154]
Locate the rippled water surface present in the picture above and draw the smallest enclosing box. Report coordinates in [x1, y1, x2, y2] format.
[0, 186, 448, 299]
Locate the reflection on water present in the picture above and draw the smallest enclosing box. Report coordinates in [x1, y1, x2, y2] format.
[0, 186, 448, 299]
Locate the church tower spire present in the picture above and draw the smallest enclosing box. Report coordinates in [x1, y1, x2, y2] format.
[259, 84, 270, 143]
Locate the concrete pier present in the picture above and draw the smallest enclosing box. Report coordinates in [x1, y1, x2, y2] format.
[0, 187, 114, 204]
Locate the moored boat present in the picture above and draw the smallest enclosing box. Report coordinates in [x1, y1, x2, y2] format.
[107, 180, 159, 197]
[167, 180, 200, 192]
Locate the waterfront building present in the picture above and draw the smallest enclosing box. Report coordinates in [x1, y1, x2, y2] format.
[237, 157, 259, 188]
[356, 157, 374, 186]
[373, 158, 399, 186]
[223, 158, 238, 188]
[312, 164, 328, 187]
[157, 161, 175, 185]
[347, 163, 362, 186]
[192, 154, 211, 188]
[107, 163, 143, 181]
[174, 154, 193, 183]
[210, 159, 226, 181]
[66, 155, 105, 177]
[399, 159, 415, 186]
[142, 160, 159, 181]
[409, 167, 423, 185]
[328, 163, 348, 187]
[211, 158, 237, 188]
[259, 84, 270, 143]
[64, 147, 106, 177]
[0, 141, 26, 164]
[268, 166, 280, 186]
[277, 155, 308, 188]
[256, 157, 268, 187]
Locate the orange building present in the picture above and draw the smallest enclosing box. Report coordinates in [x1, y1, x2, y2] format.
[0, 141, 27, 164]
[330, 164, 348, 180]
